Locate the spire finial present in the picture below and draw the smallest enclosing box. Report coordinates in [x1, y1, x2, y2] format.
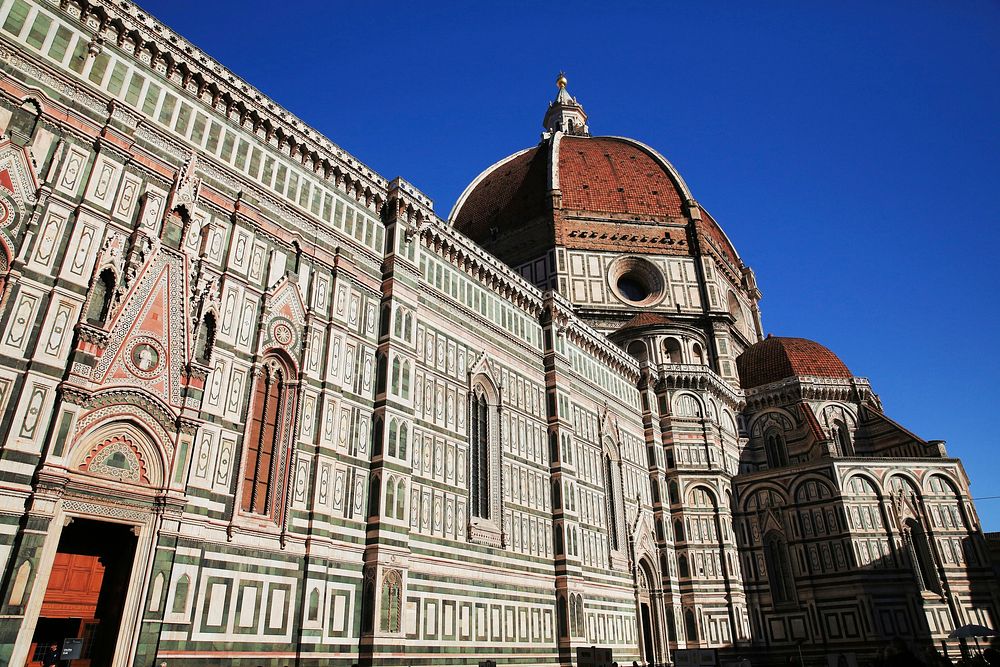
[543, 73, 589, 136]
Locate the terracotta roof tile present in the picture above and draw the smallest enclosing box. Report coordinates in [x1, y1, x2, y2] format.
[618, 312, 672, 331]
[736, 336, 852, 389]
[559, 137, 684, 217]
[452, 146, 549, 240]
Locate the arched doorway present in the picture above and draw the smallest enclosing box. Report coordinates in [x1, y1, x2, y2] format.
[27, 520, 139, 667]
[11, 418, 170, 667]
[636, 560, 660, 665]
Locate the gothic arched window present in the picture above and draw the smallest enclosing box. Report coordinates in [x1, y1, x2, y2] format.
[375, 352, 387, 396]
[368, 474, 381, 518]
[380, 571, 402, 633]
[242, 360, 289, 516]
[395, 478, 406, 519]
[391, 358, 401, 394]
[401, 360, 411, 399]
[904, 518, 941, 594]
[604, 452, 620, 551]
[308, 588, 320, 621]
[470, 387, 491, 519]
[832, 420, 853, 456]
[764, 531, 796, 605]
[685, 608, 698, 642]
[172, 574, 190, 614]
[764, 428, 789, 468]
[387, 419, 398, 457]
[397, 422, 408, 460]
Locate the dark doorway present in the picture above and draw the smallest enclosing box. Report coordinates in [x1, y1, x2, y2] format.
[640, 602, 655, 664]
[28, 519, 138, 667]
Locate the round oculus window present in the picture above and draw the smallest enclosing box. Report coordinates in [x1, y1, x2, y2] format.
[617, 274, 650, 302]
[608, 256, 665, 306]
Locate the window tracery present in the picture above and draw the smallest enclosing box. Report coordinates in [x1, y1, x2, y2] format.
[764, 531, 796, 605]
[380, 570, 402, 633]
[241, 359, 287, 515]
[470, 386, 491, 520]
[764, 428, 789, 468]
[240, 357, 294, 519]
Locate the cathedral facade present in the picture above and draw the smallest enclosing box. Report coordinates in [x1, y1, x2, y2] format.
[0, 2, 994, 666]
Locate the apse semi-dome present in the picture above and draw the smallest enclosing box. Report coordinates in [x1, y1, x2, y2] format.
[736, 336, 852, 389]
[448, 77, 741, 272]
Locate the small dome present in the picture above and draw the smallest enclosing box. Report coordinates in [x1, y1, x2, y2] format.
[617, 312, 673, 332]
[737, 336, 852, 389]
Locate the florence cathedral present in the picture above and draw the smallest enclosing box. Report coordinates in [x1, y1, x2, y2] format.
[0, 1, 994, 666]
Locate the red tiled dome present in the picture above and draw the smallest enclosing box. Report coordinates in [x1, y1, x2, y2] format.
[450, 135, 689, 238]
[448, 83, 743, 271]
[617, 312, 673, 331]
[449, 146, 550, 242]
[557, 136, 685, 218]
[737, 336, 852, 389]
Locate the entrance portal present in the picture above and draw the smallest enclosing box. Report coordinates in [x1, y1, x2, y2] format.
[28, 519, 138, 667]
[640, 602, 655, 664]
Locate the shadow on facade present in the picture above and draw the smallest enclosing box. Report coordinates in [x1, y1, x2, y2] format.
[733, 532, 998, 667]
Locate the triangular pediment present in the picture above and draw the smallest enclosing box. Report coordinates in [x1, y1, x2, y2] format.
[260, 276, 306, 357]
[93, 252, 188, 410]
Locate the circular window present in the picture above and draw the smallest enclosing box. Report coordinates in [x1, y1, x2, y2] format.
[608, 256, 665, 306]
[617, 275, 650, 302]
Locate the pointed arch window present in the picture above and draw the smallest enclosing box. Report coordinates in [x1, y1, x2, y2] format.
[380, 571, 402, 633]
[397, 422, 408, 460]
[308, 588, 321, 621]
[764, 531, 796, 605]
[904, 518, 941, 594]
[172, 574, 190, 614]
[401, 360, 411, 399]
[391, 358, 401, 394]
[832, 420, 853, 456]
[241, 359, 292, 517]
[604, 453, 620, 551]
[470, 386, 490, 519]
[685, 608, 698, 643]
[387, 419, 398, 457]
[764, 428, 789, 468]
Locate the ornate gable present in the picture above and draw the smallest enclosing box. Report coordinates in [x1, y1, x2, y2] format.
[261, 276, 306, 358]
[468, 351, 501, 395]
[93, 250, 188, 410]
[0, 140, 37, 264]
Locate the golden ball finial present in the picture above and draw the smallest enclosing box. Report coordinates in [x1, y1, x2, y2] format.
[556, 72, 568, 89]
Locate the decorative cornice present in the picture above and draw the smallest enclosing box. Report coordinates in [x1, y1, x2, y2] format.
[655, 362, 745, 408]
[57, 0, 388, 200]
[419, 216, 545, 318]
[550, 291, 642, 385]
[743, 375, 872, 411]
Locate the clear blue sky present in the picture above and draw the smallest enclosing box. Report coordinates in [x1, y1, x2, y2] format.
[139, 1, 1000, 529]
